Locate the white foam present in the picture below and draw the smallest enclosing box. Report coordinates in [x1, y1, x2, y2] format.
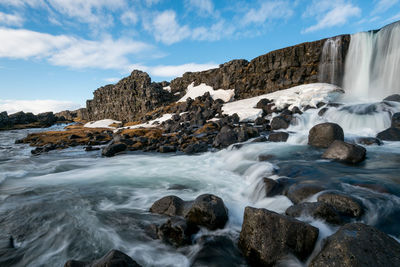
[178, 82, 235, 103]
[84, 119, 121, 129]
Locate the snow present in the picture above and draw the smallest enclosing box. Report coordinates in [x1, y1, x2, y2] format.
[178, 82, 235, 103]
[163, 86, 171, 92]
[116, 113, 173, 131]
[222, 83, 344, 121]
[84, 119, 121, 129]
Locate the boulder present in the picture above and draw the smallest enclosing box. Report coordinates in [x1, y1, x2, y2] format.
[271, 116, 290, 130]
[212, 125, 238, 148]
[238, 207, 319, 266]
[392, 112, 400, 128]
[383, 94, 400, 102]
[286, 183, 325, 204]
[184, 194, 228, 230]
[308, 123, 344, 148]
[156, 217, 199, 247]
[64, 250, 141, 267]
[255, 98, 272, 109]
[268, 132, 289, 142]
[264, 177, 292, 197]
[309, 223, 400, 267]
[376, 127, 400, 141]
[159, 145, 177, 153]
[102, 143, 127, 157]
[149, 195, 186, 217]
[322, 140, 366, 164]
[182, 142, 208, 154]
[317, 191, 364, 218]
[285, 202, 343, 225]
[356, 137, 383, 146]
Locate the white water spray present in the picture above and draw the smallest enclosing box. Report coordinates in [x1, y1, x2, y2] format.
[319, 36, 343, 85]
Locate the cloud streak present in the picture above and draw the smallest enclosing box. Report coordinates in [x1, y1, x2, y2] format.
[0, 99, 82, 114]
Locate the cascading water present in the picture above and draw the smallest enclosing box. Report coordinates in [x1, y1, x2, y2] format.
[343, 21, 400, 101]
[318, 36, 344, 86]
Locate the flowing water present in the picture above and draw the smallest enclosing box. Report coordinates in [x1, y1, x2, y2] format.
[2, 21, 400, 267]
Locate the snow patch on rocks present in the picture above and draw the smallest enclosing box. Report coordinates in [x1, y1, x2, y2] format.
[178, 82, 235, 103]
[84, 119, 121, 129]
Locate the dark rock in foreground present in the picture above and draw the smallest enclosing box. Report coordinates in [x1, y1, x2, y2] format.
[65, 250, 141, 267]
[318, 191, 365, 218]
[308, 123, 344, 148]
[322, 140, 366, 164]
[309, 223, 400, 267]
[238, 207, 319, 266]
[377, 127, 400, 141]
[285, 202, 343, 225]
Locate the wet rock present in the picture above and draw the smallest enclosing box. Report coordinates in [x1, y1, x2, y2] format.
[322, 140, 366, 164]
[252, 136, 267, 143]
[356, 137, 383, 146]
[254, 117, 267, 126]
[391, 112, 400, 128]
[308, 122, 344, 148]
[101, 143, 127, 157]
[238, 207, 319, 266]
[149, 195, 185, 217]
[212, 125, 238, 148]
[285, 202, 343, 225]
[159, 145, 177, 153]
[184, 194, 228, 230]
[255, 98, 272, 109]
[318, 191, 364, 218]
[156, 217, 199, 247]
[64, 250, 141, 267]
[258, 154, 275, 161]
[318, 107, 328, 116]
[271, 116, 290, 130]
[268, 132, 289, 142]
[84, 146, 100, 152]
[286, 183, 325, 204]
[182, 142, 208, 154]
[264, 177, 292, 197]
[376, 127, 400, 141]
[309, 223, 400, 267]
[383, 94, 400, 102]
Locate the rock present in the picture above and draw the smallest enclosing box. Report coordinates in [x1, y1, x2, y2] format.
[308, 122, 344, 148]
[149, 195, 185, 217]
[309, 223, 400, 267]
[286, 183, 325, 204]
[212, 125, 238, 148]
[268, 132, 289, 142]
[64, 250, 141, 267]
[377, 127, 400, 141]
[322, 140, 366, 164]
[318, 107, 328, 116]
[391, 112, 400, 128]
[356, 137, 383, 146]
[271, 116, 290, 130]
[258, 154, 275, 161]
[184, 194, 228, 230]
[254, 117, 267, 126]
[182, 142, 208, 154]
[101, 143, 127, 157]
[318, 191, 364, 218]
[264, 177, 292, 197]
[156, 217, 199, 247]
[255, 98, 272, 109]
[238, 207, 319, 266]
[285, 202, 343, 225]
[383, 94, 400, 102]
[159, 145, 177, 153]
[252, 136, 267, 143]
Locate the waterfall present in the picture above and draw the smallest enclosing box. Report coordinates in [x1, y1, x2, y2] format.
[343, 21, 400, 102]
[319, 36, 343, 86]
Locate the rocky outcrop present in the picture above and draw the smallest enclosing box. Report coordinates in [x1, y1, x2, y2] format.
[86, 70, 173, 122]
[0, 111, 67, 130]
[55, 108, 88, 121]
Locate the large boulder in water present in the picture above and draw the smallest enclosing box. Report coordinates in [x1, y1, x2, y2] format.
[238, 207, 319, 266]
[308, 123, 344, 148]
[271, 116, 290, 130]
[65, 250, 141, 267]
[322, 140, 366, 164]
[155, 217, 199, 247]
[317, 191, 365, 218]
[309, 223, 400, 267]
[383, 94, 400, 102]
[149, 195, 186, 216]
[391, 112, 400, 128]
[184, 194, 228, 230]
[376, 127, 400, 141]
[286, 183, 325, 204]
[102, 143, 127, 157]
[285, 202, 343, 225]
[212, 125, 238, 148]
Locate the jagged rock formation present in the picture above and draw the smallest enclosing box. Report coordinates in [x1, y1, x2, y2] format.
[86, 70, 173, 121]
[0, 111, 66, 130]
[55, 108, 88, 121]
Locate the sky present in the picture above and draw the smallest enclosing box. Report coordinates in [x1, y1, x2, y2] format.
[0, 0, 399, 114]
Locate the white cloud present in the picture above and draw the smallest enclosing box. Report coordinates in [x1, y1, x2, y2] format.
[127, 62, 218, 78]
[121, 10, 138, 25]
[104, 77, 120, 83]
[384, 12, 400, 24]
[373, 0, 399, 15]
[0, 99, 81, 114]
[192, 20, 234, 41]
[242, 1, 293, 25]
[187, 0, 214, 16]
[303, 1, 361, 33]
[0, 12, 24, 26]
[0, 27, 152, 69]
[0, 0, 45, 8]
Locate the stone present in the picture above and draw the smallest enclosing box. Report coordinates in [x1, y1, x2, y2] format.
[101, 143, 127, 157]
[383, 94, 400, 102]
[149, 195, 185, 217]
[377, 127, 400, 141]
[254, 117, 267, 126]
[271, 116, 290, 130]
[268, 132, 289, 142]
[264, 177, 292, 197]
[309, 223, 400, 267]
[391, 112, 400, 128]
[286, 183, 325, 204]
[182, 142, 208, 154]
[285, 202, 343, 225]
[318, 107, 328, 116]
[64, 250, 141, 267]
[258, 154, 275, 161]
[156, 217, 199, 247]
[322, 140, 366, 164]
[238, 207, 319, 266]
[159, 145, 177, 153]
[184, 194, 228, 230]
[212, 125, 238, 148]
[356, 137, 383, 146]
[308, 122, 344, 148]
[318, 191, 364, 218]
[255, 98, 272, 109]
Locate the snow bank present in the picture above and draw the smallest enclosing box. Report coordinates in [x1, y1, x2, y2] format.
[163, 86, 171, 92]
[222, 83, 344, 121]
[178, 83, 235, 103]
[84, 119, 121, 129]
[116, 113, 173, 132]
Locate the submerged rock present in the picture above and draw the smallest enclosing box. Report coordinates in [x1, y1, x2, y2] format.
[286, 183, 325, 204]
[356, 137, 383, 146]
[155, 217, 199, 247]
[309, 223, 400, 267]
[64, 250, 141, 267]
[149, 195, 186, 217]
[308, 123, 344, 148]
[376, 127, 400, 141]
[285, 202, 343, 225]
[238, 207, 319, 266]
[101, 143, 127, 157]
[268, 132, 289, 142]
[317, 191, 365, 218]
[383, 94, 400, 102]
[322, 140, 366, 164]
[392, 113, 400, 128]
[264, 177, 292, 197]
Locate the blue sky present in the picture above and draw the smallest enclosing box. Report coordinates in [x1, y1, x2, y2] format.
[0, 0, 399, 114]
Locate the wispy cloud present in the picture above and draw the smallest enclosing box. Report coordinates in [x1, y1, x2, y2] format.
[0, 99, 81, 114]
[0, 12, 24, 26]
[186, 0, 215, 17]
[128, 62, 218, 78]
[242, 1, 293, 25]
[372, 0, 399, 15]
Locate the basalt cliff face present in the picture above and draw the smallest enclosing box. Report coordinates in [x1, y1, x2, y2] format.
[84, 35, 350, 121]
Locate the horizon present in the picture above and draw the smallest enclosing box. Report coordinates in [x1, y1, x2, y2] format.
[0, 0, 399, 114]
